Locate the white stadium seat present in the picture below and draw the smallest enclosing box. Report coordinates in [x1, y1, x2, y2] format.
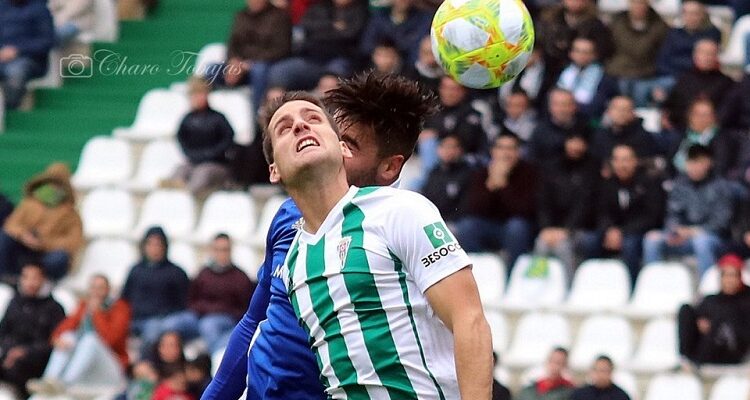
[0, 283, 14, 320]
[209, 90, 254, 145]
[113, 89, 190, 141]
[720, 15, 750, 67]
[79, 0, 119, 43]
[133, 189, 196, 240]
[68, 239, 138, 294]
[170, 242, 200, 278]
[485, 311, 510, 353]
[651, 0, 681, 20]
[598, 0, 628, 14]
[623, 262, 694, 318]
[634, 108, 661, 134]
[501, 255, 567, 311]
[250, 195, 289, 247]
[629, 318, 680, 373]
[80, 188, 135, 238]
[28, 50, 62, 89]
[194, 43, 227, 77]
[232, 244, 262, 281]
[561, 259, 631, 314]
[613, 370, 639, 400]
[193, 191, 257, 244]
[126, 140, 185, 193]
[493, 365, 511, 386]
[644, 373, 702, 400]
[700, 264, 750, 296]
[469, 253, 506, 309]
[709, 375, 750, 400]
[570, 315, 634, 371]
[72, 136, 133, 189]
[53, 287, 79, 315]
[504, 312, 571, 369]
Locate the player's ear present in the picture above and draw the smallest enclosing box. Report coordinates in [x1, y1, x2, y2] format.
[269, 163, 281, 184]
[340, 141, 353, 159]
[378, 154, 405, 183]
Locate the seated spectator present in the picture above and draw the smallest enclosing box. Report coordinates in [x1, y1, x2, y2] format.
[516, 347, 575, 400]
[453, 132, 537, 270]
[122, 227, 190, 350]
[653, 0, 722, 101]
[535, 132, 600, 274]
[48, 0, 94, 47]
[267, 0, 368, 91]
[126, 331, 186, 400]
[570, 355, 630, 400]
[370, 39, 403, 75]
[556, 36, 619, 121]
[27, 274, 130, 396]
[160, 234, 255, 353]
[153, 363, 195, 400]
[185, 354, 212, 399]
[492, 352, 511, 400]
[167, 78, 235, 197]
[719, 71, 750, 133]
[499, 44, 558, 111]
[663, 40, 734, 131]
[678, 254, 750, 366]
[0, 191, 13, 227]
[313, 72, 340, 96]
[420, 135, 474, 225]
[607, 0, 669, 107]
[528, 88, 591, 164]
[0, 162, 83, 281]
[0, 264, 64, 399]
[643, 145, 733, 276]
[591, 96, 657, 161]
[598, 144, 664, 283]
[209, 0, 291, 113]
[403, 35, 444, 94]
[359, 0, 432, 66]
[0, 0, 54, 110]
[730, 200, 750, 260]
[501, 90, 537, 147]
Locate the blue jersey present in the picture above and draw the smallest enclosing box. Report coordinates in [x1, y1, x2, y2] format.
[202, 199, 326, 400]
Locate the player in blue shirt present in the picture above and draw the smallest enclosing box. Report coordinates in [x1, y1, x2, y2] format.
[202, 72, 439, 400]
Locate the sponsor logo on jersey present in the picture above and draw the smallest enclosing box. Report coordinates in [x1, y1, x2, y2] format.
[421, 243, 462, 268]
[338, 236, 352, 266]
[422, 221, 454, 248]
[272, 264, 285, 279]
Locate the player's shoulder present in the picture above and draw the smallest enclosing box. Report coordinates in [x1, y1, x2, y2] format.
[269, 197, 302, 235]
[351, 186, 437, 215]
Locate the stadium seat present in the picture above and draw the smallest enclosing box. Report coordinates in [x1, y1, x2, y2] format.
[469, 253, 506, 309]
[699, 264, 750, 296]
[232, 244, 262, 281]
[493, 365, 511, 386]
[709, 375, 750, 400]
[613, 370, 639, 400]
[72, 136, 133, 189]
[634, 108, 661, 134]
[598, 0, 628, 14]
[643, 373, 702, 400]
[27, 50, 62, 90]
[504, 312, 571, 369]
[485, 310, 510, 353]
[133, 189, 196, 240]
[170, 241, 200, 277]
[194, 43, 227, 78]
[651, 0, 681, 20]
[211, 347, 225, 377]
[126, 140, 185, 193]
[209, 90, 254, 145]
[192, 191, 257, 244]
[67, 239, 138, 294]
[720, 14, 750, 67]
[113, 88, 190, 141]
[80, 188, 135, 238]
[628, 318, 680, 373]
[250, 195, 289, 248]
[569, 315, 634, 371]
[53, 286, 79, 315]
[623, 262, 694, 318]
[0, 283, 14, 320]
[501, 255, 567, 311]
[560, 259, 631, 314]
[79, 0, 119, 43]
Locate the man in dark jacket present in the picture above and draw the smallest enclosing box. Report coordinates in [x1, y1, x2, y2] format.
[421, 135, 473, 225]
[171, 77, 235, 197]
[591, 96, 657, 161]
[528, 88, 591, 164]
[121, 226, 190, 351]
[598, 144, 664, 284]
[730, 199, 750, 260]
[678, 254, 750, 365]
[0, 0, 55, 109]
[570, 356, 630, 400]
[0, 263, 64, 398]
[359, 0, 432, 66]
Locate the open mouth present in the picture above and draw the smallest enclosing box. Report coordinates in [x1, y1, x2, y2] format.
[296, 137, 320, 153]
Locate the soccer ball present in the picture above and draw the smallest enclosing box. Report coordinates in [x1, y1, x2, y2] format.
[431, 0, 535, 89]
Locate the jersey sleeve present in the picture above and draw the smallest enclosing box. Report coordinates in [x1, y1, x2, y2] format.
[384, 191, 472, 293]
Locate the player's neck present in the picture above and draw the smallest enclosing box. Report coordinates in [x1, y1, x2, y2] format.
[288, 171, 350, 234]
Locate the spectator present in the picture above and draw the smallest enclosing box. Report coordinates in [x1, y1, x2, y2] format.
[126, 331, 186, 400]
[161, 234, 255, 353]
[0, 191, 13, 227]
[267, 0, 368, 90]
[168, 77, 235, 197]
[403, 35, 444, 94]
[607, 0, 669, 107]
[370, 39, 403, 75]
[48, 0, 94, 47]
[212, 0, 291, 113]
[535, 132, 600, 274]
[359, 0, 432, 65]
[0, 0, 55, 110]
[152, 363, 194, 400]
[671, 99, 737, 177]
[663, 39, 734, 131]
[654, 0, 722, 98]
[420, 135, 474, 225]
[556, 36, 619, 120]
[121, 226, 190, 349]
[678, 254, 750, 366]
[453, 132, 537, 270]
[591, 96, 657, 161]
[570, 355, 630, 400]
[27, 274, 130, 396]
[536, 0, 614, 75]
[643, 145, 733, 277]
[719, 71, 750, 133]
[0, 162, 83, 281]
[313, 72, 340, 96]
[185, 354, 212, 399]
[502, 90, 538, 147]
[492, 352, 511, 400]
[500, 44, 558, 111]
[730, 200, 750, 260]
[516, 347, 575, 400]
[0, 264, 64, 399]
[528, 88, 591, 164]
[598, 144, 665, 283]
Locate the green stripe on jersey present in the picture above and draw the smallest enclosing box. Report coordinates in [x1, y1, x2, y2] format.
[341, 203, 418, 399]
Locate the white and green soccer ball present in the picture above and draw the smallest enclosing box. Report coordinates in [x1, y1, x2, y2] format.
[431, 0, 535, 89]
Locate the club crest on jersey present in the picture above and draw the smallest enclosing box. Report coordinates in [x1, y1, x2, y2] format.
[338, 236, 352, 266]
[291, 218, 304, 231]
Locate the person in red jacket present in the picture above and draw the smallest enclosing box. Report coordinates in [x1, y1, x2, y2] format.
[27, 274, 131, 396]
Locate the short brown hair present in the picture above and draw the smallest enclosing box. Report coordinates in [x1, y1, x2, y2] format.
[261, 91, 338, 165]
[324, 71, 439, 161]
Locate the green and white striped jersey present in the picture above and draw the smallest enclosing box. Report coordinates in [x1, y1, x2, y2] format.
[282, 186, 472, 400]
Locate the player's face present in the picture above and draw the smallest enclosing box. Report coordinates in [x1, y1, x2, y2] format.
[340, 122, 381, 187]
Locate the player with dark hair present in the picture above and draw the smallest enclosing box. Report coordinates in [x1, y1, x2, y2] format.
[203, 72, 444, 400]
